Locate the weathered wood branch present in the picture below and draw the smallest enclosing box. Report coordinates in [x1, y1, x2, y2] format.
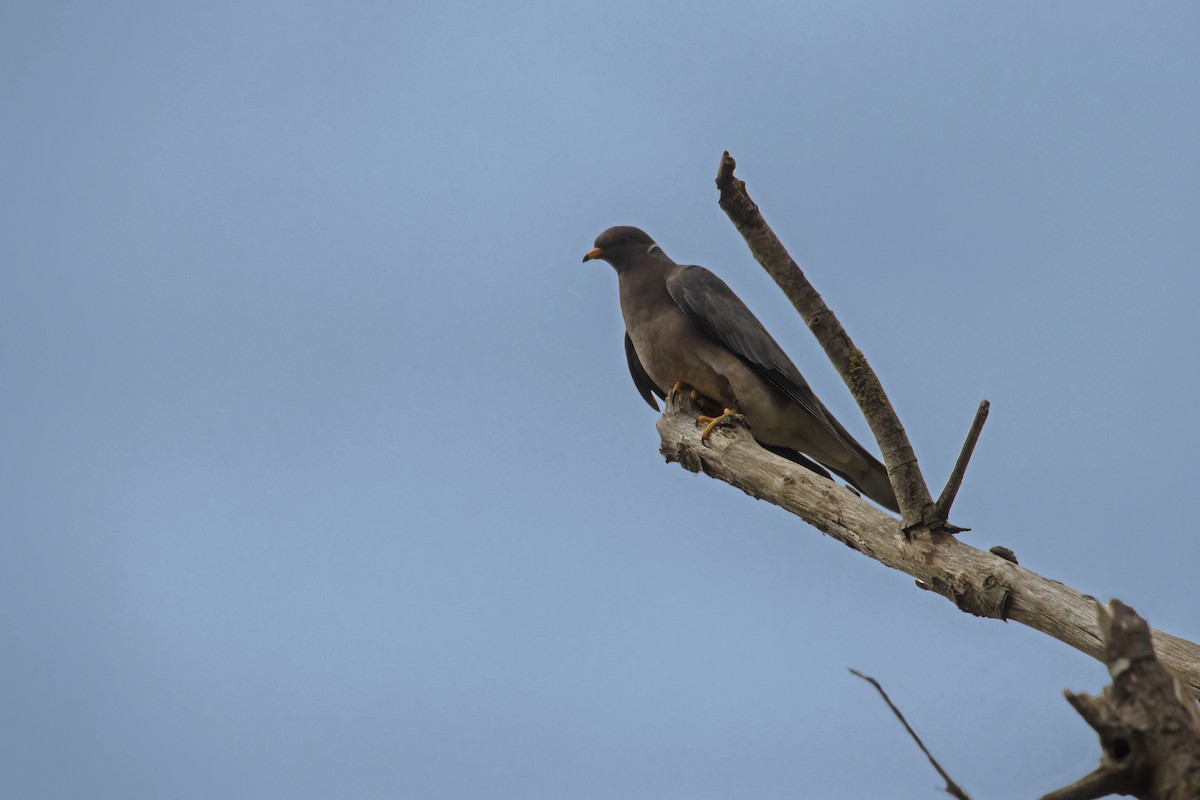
[1039, 600, 1200, 800]
[936, 399, 990, 521]
[716, 151, 942, 532]
[656, 392, 1200, 698]
[702, 151, 1200, 794]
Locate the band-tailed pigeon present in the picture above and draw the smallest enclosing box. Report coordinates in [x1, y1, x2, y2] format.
[584, 225, 899, 513]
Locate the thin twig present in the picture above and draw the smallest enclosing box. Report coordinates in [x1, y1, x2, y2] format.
[935, 399, 990, 520]
[848, 669, 972, 800]
[715, 151, 943, 532]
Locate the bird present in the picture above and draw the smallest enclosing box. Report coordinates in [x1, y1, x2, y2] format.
[584, 225, 899, 513]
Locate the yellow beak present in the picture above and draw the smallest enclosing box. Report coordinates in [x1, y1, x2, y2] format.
[582, 247, 603, 263]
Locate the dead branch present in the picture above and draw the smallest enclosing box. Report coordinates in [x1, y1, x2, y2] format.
[849, 669, 971, 800]
[716, 151, 946, 532]
[1039, 600, 1200, 800]
[936, 400, 990, 521]
[656, 391, 1200, 698]
[697, 151, 1200, 795]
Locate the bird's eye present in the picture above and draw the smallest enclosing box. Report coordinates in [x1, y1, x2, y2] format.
[618, 237, 628, 246]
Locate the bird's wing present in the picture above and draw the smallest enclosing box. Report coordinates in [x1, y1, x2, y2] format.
[625, 330, 664, 411]
[665, 265, 839, 438]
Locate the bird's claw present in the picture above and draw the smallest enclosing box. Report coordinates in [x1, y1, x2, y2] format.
[669, 381, 703, 402]
[697, 408, 746, 444]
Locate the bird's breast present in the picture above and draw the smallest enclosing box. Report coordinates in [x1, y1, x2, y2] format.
[624, 302, 735, 407]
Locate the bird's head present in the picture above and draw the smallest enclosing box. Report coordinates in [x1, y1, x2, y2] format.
[582, 226, 667, 268]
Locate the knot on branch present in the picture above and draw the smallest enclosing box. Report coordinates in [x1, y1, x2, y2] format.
[928, 572, 1012, 620]
[661, 440, 707, 475]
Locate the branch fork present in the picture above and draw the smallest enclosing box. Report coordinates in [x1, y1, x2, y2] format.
[715, 151, 983, 534]
[650, 151, 1200, 699]
[1040, 601, 1200, 800]
[651, 151, 1200, 798]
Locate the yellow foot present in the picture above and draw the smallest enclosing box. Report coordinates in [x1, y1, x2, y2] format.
[669, 381, 706, 404]
[667, 379, 700, 398]
[671, 383, 723, 417]
[697, 408, 745, 443]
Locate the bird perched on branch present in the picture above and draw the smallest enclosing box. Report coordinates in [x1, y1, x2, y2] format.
[584, 225, 899, 513]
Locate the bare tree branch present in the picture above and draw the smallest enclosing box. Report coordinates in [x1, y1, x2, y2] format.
[700, 152, 1200, 795]
[936, 400, 990, 521]
[715, 151, 946, 532]
[849, 669, 971, 800]
[1039, 600, 1200, 800]
[656, 391, 1200, 698]
[1039, 767, 1127, 800]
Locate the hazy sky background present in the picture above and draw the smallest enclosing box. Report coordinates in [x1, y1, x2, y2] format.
[3, 2, 1198, 798]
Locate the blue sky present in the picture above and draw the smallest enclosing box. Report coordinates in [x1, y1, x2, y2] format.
[2, 2, 1198, 798]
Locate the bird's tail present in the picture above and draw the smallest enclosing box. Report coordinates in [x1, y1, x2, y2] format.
[829, 448, 899, 514]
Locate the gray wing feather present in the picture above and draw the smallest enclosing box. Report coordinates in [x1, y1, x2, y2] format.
[625, 331, 664, 411]
[665, 265, 839, 438]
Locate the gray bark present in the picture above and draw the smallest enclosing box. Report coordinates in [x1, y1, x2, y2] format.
[1040, 600, 1200, 800]
[656, 390, 1200, 698]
